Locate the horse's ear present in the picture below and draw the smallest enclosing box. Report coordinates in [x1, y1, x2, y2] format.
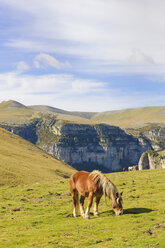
[120, 192, 123, 196]
[116, 192, 119, 198]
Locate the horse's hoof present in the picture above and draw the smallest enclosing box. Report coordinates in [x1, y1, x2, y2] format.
[84, 215, 90, 220]
[94, 213, 99, 217]
[73, 212, 78, 217]
[81, 213, 85, 218]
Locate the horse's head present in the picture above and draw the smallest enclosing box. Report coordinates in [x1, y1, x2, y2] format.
[111, 192, 123, 215]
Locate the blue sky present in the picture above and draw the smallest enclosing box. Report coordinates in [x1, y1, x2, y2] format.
[0, 0, 165, 111]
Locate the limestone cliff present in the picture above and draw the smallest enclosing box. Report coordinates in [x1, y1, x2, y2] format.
[0, 122, 38, 144]
[126, 124, 165, 151]
[0, 119, 152, 172]
[38, 122, 152, 172]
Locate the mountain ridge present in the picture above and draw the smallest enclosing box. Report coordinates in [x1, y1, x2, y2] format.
[1, 100, 165, 128]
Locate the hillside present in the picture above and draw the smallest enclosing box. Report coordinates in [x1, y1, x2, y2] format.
[92, 106, 165, 128]
[0, 128, 74, 186]
[0, 169, 164, 247]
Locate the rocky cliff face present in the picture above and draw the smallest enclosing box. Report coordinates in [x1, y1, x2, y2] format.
[138, 151, 165, 170]
[126, 125, 165, 151]
[38, 122, 152, 172]
[0, 122, 38, 144]
[0, 119, 152, 172]
[142, 127, 165, 150]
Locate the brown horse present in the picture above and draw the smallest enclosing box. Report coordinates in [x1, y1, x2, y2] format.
[69, 170, 123, 219]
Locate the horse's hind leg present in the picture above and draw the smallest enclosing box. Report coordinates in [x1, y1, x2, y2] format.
[93, 195, 101, 217]
[84, 192, 93, 219]
[79, 195, 85, 218]
[72, 190, 79, 217]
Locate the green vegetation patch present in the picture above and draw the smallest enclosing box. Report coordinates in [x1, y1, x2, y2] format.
[158, 150, 165, 158]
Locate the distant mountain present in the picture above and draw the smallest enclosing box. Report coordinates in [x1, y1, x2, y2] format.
[30, 104, 96, 119]
[29, 104, 72, 115]
[0, 100, 26, 109]
[0, 100, 38, 124]
[28, 104, 165, 128]
[1, 100, 165, 128]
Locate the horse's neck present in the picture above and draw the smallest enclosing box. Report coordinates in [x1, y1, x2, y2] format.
[90, 170, 118, 200]
[106, 180, 118, 200]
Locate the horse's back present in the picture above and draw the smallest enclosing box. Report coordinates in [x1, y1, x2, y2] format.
[69, 171, 96, 196]
[70, 171, 90, 189]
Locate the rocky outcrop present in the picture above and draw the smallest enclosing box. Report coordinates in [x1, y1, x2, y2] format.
[138, 151, 165, 170]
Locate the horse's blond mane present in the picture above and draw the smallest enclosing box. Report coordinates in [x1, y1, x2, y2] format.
[90, 170, 118, 200]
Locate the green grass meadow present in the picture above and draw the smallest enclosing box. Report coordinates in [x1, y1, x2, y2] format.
[0, 169, 165, 248]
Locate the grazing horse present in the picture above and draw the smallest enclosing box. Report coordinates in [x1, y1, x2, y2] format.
[69, 170, 123, 219]
[128, 165, 138, 171]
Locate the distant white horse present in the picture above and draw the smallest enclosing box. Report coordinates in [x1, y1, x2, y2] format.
[128, 165, 138, 171]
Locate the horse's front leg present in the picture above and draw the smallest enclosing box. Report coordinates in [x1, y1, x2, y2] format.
[84, 192, 93, 219]
[93, 195, 101, 217]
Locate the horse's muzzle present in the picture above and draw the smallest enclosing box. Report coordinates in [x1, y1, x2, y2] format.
[115, 209, 123, 215]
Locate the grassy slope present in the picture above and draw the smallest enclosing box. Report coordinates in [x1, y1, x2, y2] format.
[0, 128, 74, 186]
[0, 169, 164, 248]
[92, 106, 165, 128]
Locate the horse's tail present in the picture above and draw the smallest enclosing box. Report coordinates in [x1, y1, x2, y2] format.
[104, 193, 108, 206]
[69, 173, 76, 193]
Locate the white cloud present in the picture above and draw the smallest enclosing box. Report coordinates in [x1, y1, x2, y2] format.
[128, 49, 155, 65]
[34, 53, 71, 70]
[16, 61, 30, 71]
[0, 71, 165, 112]
[0, 71, 110, 111]
[3, 0, 165, 73]
[0, 71, 106, 98]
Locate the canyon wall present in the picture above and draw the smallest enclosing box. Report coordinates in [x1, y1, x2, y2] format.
[0, 120, 152, 172]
